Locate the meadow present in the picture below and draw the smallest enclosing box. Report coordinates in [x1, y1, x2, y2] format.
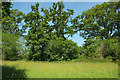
[1, 61, 118, 78]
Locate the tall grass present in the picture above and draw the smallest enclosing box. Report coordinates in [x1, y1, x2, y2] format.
[2, 61, 118, 78]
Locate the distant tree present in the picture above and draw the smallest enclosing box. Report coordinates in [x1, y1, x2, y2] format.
[79, 2, 120, 40]
[2, 9, 25, 35]
[24, 2, 80, 61]
[2, 2, 25, 60]
[2, 32, 22, 60]
[41, 2, 79, 39]
[24, 3, 49, 60]
[44, 37, 80, 61]
[98, 39, 119, 61]
[78, 2, 120, 61]
[2, 2, 12, 18]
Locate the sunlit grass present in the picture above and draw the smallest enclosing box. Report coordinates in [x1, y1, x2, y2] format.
[2, 60, 118, 78]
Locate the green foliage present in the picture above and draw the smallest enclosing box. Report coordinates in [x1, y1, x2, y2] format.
[82, 37, 100, 59]
[2, 9, 25, 35]
[78, 2, 120, 62]
[2, 2, 25, 35]
[24, 3, 49, 61]
[24, 2, 80, 61]
[2, 32, 22, 60]
[1, 2, 119, 62]
[79, 2, 120, 40]
[44, 38, 80, 61]
[2, 2, 13, 18]
[82, 38, 119, 61]
[2, 2, 25, 60]
[41, 2, 78, 38]
[97, 39, 119, 61]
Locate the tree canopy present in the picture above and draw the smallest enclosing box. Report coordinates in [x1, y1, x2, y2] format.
[23, 2, 81, 61]
[79, 2, 120, 40]
[1, 2, 25, 60]
[1, 2, 120, 61]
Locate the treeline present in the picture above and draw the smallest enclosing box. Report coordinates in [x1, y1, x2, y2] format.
[1, 2, 120, 61]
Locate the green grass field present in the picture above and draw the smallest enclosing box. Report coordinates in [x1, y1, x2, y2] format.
[1, 61, 118, 78]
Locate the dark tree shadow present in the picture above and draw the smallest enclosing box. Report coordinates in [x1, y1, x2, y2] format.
[2, 65, 27, 79]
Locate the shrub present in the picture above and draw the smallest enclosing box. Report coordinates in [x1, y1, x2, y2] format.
[83, 37, 101, 59]
[97, 39, 119, 61]
[44, 38, 81, 61]
[2, 32, 22, 60]
[83, 37, 119, 61]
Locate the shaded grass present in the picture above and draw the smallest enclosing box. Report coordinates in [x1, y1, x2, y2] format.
[2, 65, 27, 78]
[1, 61, 118, 78]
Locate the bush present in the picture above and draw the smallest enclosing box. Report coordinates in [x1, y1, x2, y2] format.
[2, 32, 22, 60]
[97, 39, 119, 61]
[83, 37, 101, 59]
[44, 38, 81, 61]
[83, 37, 119, 61]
